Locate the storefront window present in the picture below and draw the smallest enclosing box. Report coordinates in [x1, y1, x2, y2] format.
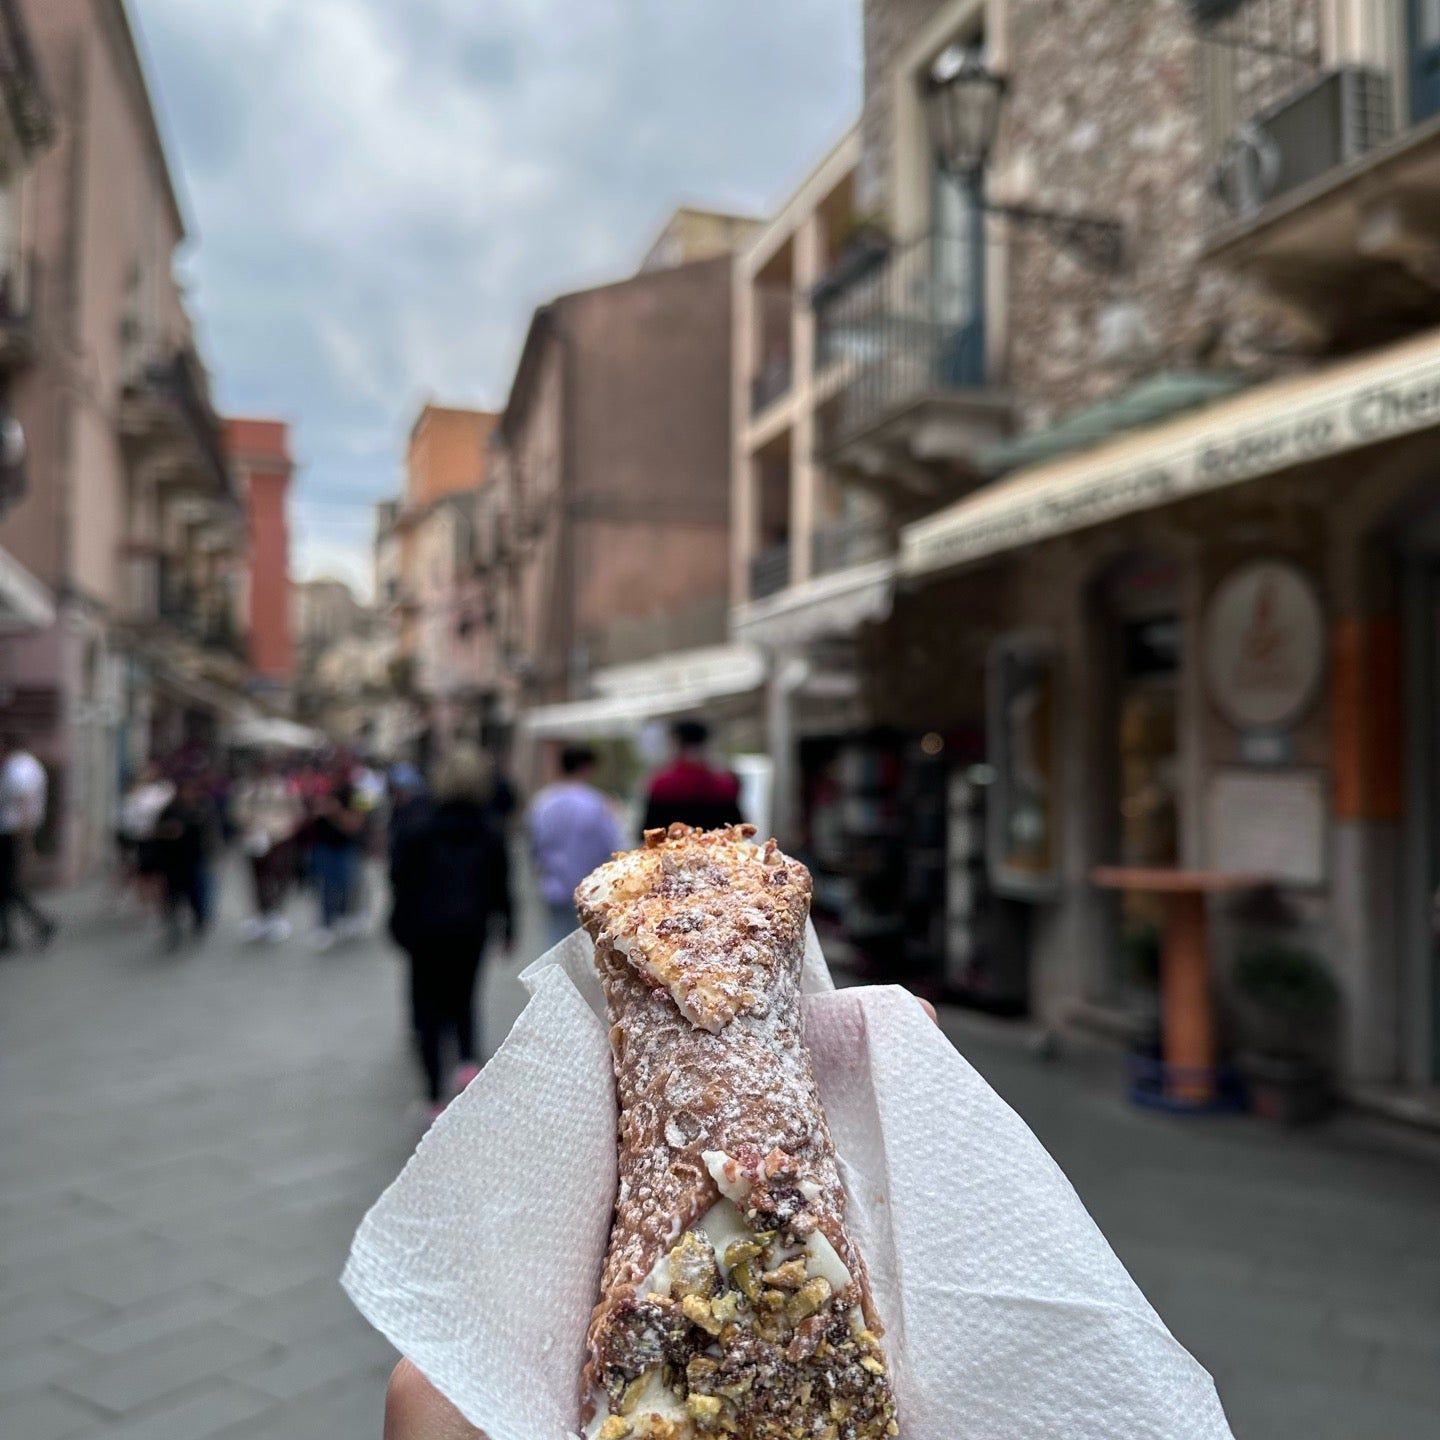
[1101, 556, 1182, 997]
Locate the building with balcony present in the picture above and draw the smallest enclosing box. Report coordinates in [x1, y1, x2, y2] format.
[0, 0, 50, 633]
[728, 0, 1440, 1112]
[728, 128, 905, 844]
[492, 239, 744, 781]
[0, 0, 244, 879]
[368, 403, 503, 765]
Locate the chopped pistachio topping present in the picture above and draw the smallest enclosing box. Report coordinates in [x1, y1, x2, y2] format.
[598, 1196, 897, 1440]
[760, 1258, 807, 1291]
[668, 1231, 720, 1301]
[686, 1393, 722, 1424]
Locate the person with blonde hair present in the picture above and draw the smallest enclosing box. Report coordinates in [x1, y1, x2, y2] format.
[388, 744, 512, 1120]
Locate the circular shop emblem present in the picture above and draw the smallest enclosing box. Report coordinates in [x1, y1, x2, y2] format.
[1204, 560, 1325, 731]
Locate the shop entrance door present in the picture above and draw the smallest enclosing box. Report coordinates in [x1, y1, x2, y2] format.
[1095, 557, 1183, 1003]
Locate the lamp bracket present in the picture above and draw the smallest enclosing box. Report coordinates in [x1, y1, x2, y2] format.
[984, 200, 1126, 273]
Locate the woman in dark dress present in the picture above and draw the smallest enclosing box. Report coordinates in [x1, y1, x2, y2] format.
[388, 746, 513, 1120]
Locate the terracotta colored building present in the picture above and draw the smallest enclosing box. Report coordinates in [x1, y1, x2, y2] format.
[405, 404, 497, 509]
[224, 417, 294, 700]
[372, 404, 499, 762]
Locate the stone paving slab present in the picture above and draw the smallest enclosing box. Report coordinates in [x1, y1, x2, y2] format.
[1, 859, 1437, 1438]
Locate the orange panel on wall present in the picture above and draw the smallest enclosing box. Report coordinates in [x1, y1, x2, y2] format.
[1331, 615, 1401, 823]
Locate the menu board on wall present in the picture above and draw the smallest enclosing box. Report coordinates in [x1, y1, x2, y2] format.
[1205, 768, 1326, 888]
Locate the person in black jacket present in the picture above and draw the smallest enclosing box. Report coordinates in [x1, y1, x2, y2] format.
[388, 745, 513, 1119]
[154, 774, 219, 951]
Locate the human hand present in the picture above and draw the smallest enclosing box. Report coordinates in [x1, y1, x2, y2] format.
[385, 1358, 485, 1439]
[382, 993, 941, 1435]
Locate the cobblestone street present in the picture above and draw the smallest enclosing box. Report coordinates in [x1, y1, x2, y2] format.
[1, 862, 1437, 1439]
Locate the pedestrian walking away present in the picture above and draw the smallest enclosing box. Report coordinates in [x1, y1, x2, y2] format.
[386, 762, 429, 857]
[309, 759, 366, 948]
[153, 774, 219, 950]
[114, 760, 174, 914]
[527, 744, 625, 949]
[641, 718, 745, 834]
[232, 756, 304, 942]
[0, 732, 57, 952]
[389, 745, 513, 1121]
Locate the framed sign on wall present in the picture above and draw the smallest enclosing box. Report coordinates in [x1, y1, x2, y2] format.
[1205, 768, 1326, 888]
[1203, 559, 1326, 733]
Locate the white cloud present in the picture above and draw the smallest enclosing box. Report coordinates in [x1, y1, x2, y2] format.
[136, 0, 861, 578]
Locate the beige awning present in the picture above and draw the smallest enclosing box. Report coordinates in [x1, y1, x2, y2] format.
[730, 558, 896, 648]
[522, 644, 764, 739]
[902, 326, 1440, 579]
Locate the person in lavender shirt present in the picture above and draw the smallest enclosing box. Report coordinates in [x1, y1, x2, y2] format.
[527, 745, 625, 948]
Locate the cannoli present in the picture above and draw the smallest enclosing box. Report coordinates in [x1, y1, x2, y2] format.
[574, 823, 898, 1440]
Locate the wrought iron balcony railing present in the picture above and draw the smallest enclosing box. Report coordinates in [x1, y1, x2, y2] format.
[1198, 0, 1405, 228]
[750, 357, 793, 417]
[814, 230, 985, 451]
[810, 519, 890, 578]
[748, 541, 792, 601]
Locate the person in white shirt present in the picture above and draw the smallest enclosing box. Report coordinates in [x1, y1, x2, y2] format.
[0, 733, 56, 950]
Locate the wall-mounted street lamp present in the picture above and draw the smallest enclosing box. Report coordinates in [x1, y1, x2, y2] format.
[924, 49, 1125, 272]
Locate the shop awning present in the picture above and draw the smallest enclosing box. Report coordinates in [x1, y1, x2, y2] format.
[0, 541, 53, 631]
[730, 558, 896, 648]
[977, 371, 1247, 475]
[902, 326, 1440, 579]
[521, 643, 764, 739]
[228, 715, 329, 751]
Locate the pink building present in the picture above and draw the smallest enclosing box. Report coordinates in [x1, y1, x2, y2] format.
[0, 1, 242, 879]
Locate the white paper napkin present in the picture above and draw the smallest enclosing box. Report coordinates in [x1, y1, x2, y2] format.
[344, 927, 1232, 1440]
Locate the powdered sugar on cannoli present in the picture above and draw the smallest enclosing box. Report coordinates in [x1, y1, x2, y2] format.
[575, 825, 898, 1440]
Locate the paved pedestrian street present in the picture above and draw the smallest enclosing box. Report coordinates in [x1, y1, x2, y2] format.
[2, 863, 1438, 1439]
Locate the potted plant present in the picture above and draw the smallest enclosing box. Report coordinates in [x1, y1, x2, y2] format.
[1231, 942, 1340, 1125]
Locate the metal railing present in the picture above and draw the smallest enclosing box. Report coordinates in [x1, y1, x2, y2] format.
[810, 519, 890, 578]
[123, 347, 231, 497]
[748, 542, 792, 601]
[1197, 0, 1404, 228]
[0, 245, 34, 329]
[750, 357, 793, 416]
[814, 231, 984, 450]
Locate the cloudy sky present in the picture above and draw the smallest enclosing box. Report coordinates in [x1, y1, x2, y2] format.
[136, 0, 861, 595]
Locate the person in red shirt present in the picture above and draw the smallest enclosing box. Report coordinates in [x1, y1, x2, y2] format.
[641, 719, 745, 835]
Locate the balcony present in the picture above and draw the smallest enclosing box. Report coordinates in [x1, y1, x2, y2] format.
[750, 357, 793, 417]
[814, 232, 1011, 490]
[1199, 1, 1440, 344]
[0, 247, 38, 367]
[749, 541, 792, 600]
[119, 347, 232, 499]
[811, 519, 890, 579]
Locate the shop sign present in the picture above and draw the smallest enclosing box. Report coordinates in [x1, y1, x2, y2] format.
[986, 632, 1059, 900]
[1203, 561, 1325, 732]
[903, 336, 1440, 576]
[1206, 768, 1326, 888]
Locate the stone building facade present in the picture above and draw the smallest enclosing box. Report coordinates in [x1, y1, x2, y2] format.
[736, 0, 1440, 1107]
[858, 0, 1320, 428]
